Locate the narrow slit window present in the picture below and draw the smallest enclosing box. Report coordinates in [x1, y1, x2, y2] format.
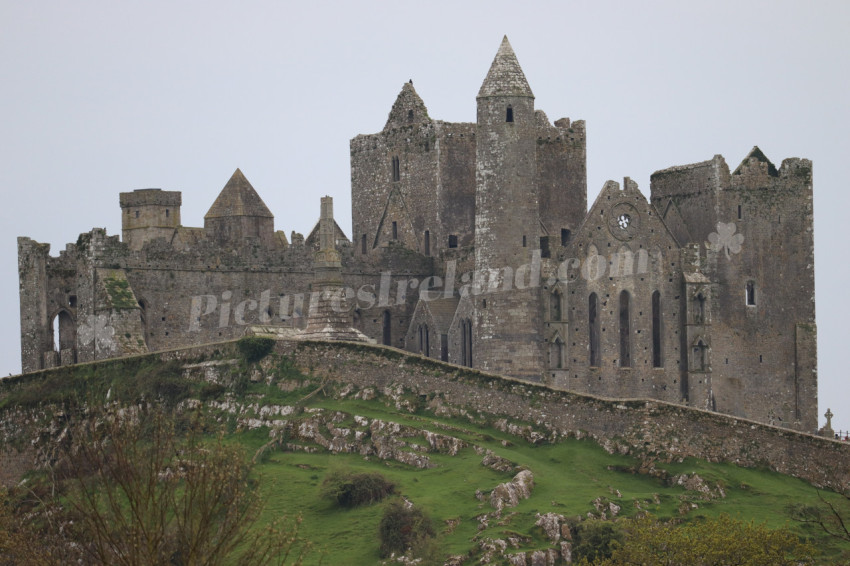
[652, 290, 662, 367]
[392, 221, 398, 240]
[382, 310, 391, 345]
[589, 293, 600, 367]
[424, 230, 430, 256]
[540, 236, 550, 258]
[506, 105, 513, 122]
[619, 290, 631, 367]
[392, 156, 400, 182]
[551, 290, 562, 322]
[746, 281, 756, 306]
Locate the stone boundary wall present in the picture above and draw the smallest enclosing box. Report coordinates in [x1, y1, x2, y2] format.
[2, 338, 848, 488]
[278, 340, 850, 488]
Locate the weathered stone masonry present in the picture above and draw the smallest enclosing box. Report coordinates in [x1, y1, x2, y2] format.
[18, 36, 816, 433]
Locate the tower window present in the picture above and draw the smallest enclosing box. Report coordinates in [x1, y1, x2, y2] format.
[522, 235, 527, 247]
[746, 281, 756, 306]
[561, 229, 571, 246]
[506, 105, 513, 123]
[392, 156, 400, 182]
[738, 204, 742, 220]
[448, 235, 458, 248]
[392, 221, 398, 240]
[135, 210, 140, 218]
[424, 230, 430, 256]
[165, 209, 169, 218]
[408, 109, 414, 122]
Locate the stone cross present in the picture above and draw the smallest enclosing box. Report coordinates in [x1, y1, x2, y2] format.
[825, 408, 834, 430]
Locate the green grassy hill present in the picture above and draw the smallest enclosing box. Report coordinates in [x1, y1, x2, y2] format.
[1, 339, 848, 564]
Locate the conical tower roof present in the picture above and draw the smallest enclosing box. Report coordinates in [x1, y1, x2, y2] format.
[478, 36, 534, 98]
[205, 168, 273, 219]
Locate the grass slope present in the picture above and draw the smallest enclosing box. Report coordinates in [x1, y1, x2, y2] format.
[1, 343, 847, 564]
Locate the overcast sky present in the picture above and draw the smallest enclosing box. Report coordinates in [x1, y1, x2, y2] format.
[1, 1, 848, 431]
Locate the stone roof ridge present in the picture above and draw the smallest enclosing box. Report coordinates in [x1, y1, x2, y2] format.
[477, 36, 534, 99]
[204, 168, 274, 219]
[650, 155, 723, 178]
[384, 80, 432, 131]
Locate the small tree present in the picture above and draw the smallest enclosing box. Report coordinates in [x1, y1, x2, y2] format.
[51, 405, 310, 565]
[378, 500, 435, 559]
[321, 469, 395, 508]
[789, 486, 850, 544]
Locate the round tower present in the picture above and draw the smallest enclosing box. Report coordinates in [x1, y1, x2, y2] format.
[473, 36, 544, 379]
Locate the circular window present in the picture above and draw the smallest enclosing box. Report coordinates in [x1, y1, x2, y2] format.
[608, 202, 640, 241]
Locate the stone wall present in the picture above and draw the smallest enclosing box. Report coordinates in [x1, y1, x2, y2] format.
[1, 338, 845, 489]
[278, 340, 849, 488]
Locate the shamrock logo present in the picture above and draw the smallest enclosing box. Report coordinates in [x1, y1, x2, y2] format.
[707, 222, 744, 259]
[77, 313, 116, 351]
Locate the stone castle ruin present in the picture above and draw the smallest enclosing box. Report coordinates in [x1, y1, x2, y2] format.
[18, 37, 817, 432]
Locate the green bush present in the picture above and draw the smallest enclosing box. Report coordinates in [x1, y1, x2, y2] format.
[378, 500, 434, 558]
[321, 470, 395, 508]
[237, 337, 275, 363]
[573, 519, 623, 563]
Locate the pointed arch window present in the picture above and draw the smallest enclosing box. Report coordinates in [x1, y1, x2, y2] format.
[460, 320, 467, 366]
[550, 335, 564, 369]
[652, 290, 662, 367]
[746, 281, 756, 306]
[694, 291, 707, 325]
[589, 293, 600, 367]
[619, 290, 631, 367]
[460, 318, 473, 367]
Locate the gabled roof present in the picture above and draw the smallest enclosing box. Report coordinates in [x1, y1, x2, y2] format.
[733, 146, 778, 177]
[384, 81, 431, 131]
[426, 297, 461, 333]
[478, 36, 534, 98]
[205, 168, 274, 219]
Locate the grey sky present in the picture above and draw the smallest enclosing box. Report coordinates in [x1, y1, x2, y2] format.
[2, 1, 847, 431]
